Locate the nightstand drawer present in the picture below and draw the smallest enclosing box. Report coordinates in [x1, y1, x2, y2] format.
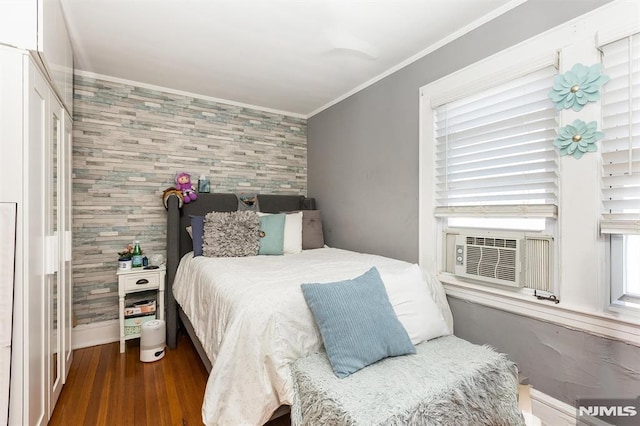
[122, 272, 161, 292]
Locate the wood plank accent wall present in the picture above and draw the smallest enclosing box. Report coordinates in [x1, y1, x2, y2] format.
[72, 74, 307, 325]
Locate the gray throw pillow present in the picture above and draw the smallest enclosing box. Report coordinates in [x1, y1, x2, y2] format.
[202, 211, 260, 257]
[301, 210, 324, 249]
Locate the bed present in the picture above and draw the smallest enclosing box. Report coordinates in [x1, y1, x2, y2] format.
[165, 193, 316, 354]
[164, 193, 518, 426]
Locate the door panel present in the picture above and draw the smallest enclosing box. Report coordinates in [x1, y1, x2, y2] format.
[63, 113, 73, 379]
[48, 97, 63, 413]
[27, 57, 48, 426]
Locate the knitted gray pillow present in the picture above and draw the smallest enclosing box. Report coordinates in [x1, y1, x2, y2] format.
[202, 211, 260, 257]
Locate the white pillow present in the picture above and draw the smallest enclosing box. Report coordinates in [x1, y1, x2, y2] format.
[257, 211, 303, 254]
[380, 264, 451, 345]
[283, 211, 303, 254]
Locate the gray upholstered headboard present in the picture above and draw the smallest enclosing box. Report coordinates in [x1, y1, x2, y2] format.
[165, 193, 316, 348]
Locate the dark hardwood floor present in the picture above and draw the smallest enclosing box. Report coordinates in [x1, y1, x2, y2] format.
[50, 333, 291, 425]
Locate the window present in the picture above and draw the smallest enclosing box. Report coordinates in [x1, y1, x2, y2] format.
[611, 235, 640, 309]
[426, 64, 559, 294]
[600, 34, 640, 310]
[624, 235, 640, 298]
[433, 65, 559, 231]
[419, 1, 640, 342]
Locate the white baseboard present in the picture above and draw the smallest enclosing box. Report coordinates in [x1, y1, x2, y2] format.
[530, 388, 577, 426]
[72, 319, 119, 349]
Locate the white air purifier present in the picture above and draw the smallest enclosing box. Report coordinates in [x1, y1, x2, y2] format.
[140, 319, 166, 362]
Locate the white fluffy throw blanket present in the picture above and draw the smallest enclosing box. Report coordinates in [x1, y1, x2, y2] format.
[291, 335, 524, 426]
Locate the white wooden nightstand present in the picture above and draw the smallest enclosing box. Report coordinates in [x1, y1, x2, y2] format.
[117, 265, 166, 353]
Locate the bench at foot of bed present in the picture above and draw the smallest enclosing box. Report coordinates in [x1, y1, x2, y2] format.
[290, 335, 525, 426]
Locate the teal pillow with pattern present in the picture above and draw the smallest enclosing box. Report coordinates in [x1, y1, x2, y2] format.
[258, 213, 286, 255]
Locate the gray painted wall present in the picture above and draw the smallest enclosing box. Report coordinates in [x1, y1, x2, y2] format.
[306, 0, 638, 408]
[449, 297, 640, 403]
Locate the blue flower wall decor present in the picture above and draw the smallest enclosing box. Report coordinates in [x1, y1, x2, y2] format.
[548, 63, 609, 111]
[553, 119, 604, 159]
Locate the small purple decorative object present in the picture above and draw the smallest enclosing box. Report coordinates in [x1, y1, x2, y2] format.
[175, 172, 198, 203]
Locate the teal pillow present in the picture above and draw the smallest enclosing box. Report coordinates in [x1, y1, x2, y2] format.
[301, 267, 415, 378]
[258, 213, 286, 255]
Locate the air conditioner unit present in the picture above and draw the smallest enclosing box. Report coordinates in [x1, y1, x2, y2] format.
[454, 234, 524, 288]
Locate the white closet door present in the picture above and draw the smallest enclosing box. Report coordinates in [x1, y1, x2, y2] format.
[26, 57, 49, 426]
[48, 96, 64, 414]
[2, 46, 71, 426]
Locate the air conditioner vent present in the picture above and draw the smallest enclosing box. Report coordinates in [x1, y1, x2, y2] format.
[455, 234, 523, 287]
[449, 231, 552, 291]
[466, 236, 517, 248]
[525, 237, 552, 292]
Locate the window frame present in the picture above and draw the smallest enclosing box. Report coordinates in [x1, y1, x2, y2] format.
[419, 48, 560, 276]
[427, 62, 561, 296]
[610, 235, 640, 315]
[599, 33, 640, 313]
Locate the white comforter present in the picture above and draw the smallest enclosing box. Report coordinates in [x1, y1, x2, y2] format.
[172, 247, 453, 426]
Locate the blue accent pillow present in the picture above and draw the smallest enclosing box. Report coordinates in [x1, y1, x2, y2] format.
[258, 213, 286, 255]
[301, 267, 415, 378]
[189, 215, 205, 257]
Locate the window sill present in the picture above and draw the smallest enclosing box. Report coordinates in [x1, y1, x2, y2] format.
[438, 273, 640, 346]
[609, 296, 640, 315]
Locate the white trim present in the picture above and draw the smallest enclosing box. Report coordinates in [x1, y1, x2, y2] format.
[442, 275, 640, 346]
[428, 52, 557, 107]
[529, 388, 577, 426]
[419, 36, 562, 105]
[434, 204, 558, 218]
[601, 220, 640, 235]
[596, 21, 640, 48]
[72, 319, 119, 350]
[73, 69, 306, 119]
[307, 0, 528, 118]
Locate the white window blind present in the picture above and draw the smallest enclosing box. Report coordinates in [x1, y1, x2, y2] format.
[601, 34, 640, 234]
[434, 66, 558, 218]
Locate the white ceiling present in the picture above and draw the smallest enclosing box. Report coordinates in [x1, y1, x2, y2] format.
[61, 0, 522, 117]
